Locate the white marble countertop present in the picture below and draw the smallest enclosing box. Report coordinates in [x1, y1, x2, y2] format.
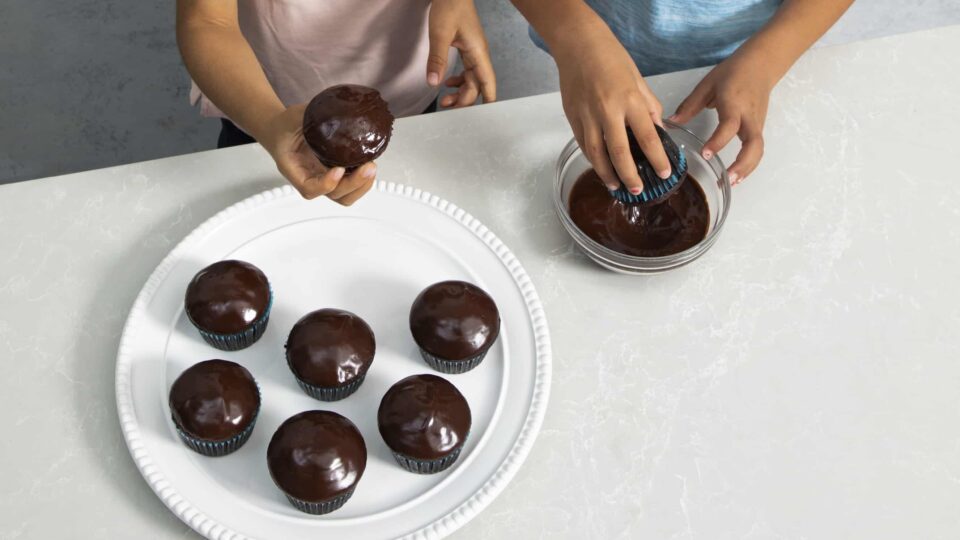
[2, 26, 959, 539]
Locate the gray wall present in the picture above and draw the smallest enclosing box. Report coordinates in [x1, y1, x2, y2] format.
[2, 0, 958, 184]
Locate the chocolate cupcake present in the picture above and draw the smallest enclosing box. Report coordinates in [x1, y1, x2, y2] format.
[378, 374, 472, 473]
[169, 359, 260, 457]
[302, 84, 394, 170]
[409, 280, 500, 374]
[285, 309, 375, 401]
[184, 260, 272, 351]
[267, 411, 367, 515]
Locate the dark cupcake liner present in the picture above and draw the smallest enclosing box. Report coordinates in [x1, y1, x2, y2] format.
[192, 289, 273, 352]
[284, 488, 356, 515]
[611, 148, 687, 204]
[418, 347, 488, 374]
[291, 371, 367, 402]
[174, 414, 258, 457]
[391, 444, 464, 474]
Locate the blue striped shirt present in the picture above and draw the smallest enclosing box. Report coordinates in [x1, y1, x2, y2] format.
[531, 0, 783, 75]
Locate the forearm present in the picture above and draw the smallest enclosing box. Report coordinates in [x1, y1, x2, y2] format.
[736, 0, 855, 83]
[176, 1, 284, 143]
[509, 0, 608, 54]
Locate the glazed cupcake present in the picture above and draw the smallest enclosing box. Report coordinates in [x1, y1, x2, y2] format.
[409, 280, 500, 374]
[285, 308, 375, 401]
[378, 374, 472, 474]
[168, 359, 260, 457]
[302, 84, 394, 171]
[267, 411, 367, 515]
[184, 260, 272, 351]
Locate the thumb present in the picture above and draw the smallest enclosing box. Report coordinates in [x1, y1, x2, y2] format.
[427, 17, 454, 87]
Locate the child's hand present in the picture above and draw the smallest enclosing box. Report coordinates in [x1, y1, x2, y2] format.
[426, 0, 496, 108]
[669, 52, 774, 185]
[261, 105, 377, 205]
[551, 19, 671, 194]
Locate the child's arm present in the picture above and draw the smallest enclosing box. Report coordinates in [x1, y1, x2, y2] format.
[670, 0, 855, 184]
[510, 0, 672, 195]
[176, 0, 375, 204]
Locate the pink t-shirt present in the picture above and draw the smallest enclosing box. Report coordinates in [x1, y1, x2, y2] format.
[190, 0, 455, 120]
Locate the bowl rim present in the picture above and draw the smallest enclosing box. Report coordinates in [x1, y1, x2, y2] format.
[553, 119, 732, 270]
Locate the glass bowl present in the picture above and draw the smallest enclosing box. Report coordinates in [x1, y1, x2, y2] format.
[553, 120, 732, 274]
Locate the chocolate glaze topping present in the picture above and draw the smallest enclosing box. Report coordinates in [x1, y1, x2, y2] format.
[184, 260, 270, 335]
[286, 309, 375, 387]
[378, 374, 471, 460]
[267, 411, 367, 503]
[409, 281, 500, 361]
[569, 169, 709, 257]
[169, 359, 260, 441]
[302, 84, 394, 169]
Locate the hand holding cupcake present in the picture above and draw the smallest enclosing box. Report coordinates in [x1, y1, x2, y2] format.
[257, 84, 394, 205]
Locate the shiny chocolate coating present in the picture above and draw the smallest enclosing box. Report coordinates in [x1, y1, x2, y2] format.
[302, 84, 394, 169]
[409, 281, 500, 361]
[569, 169, 709, 257]
[286, 309, 375, 388]
[267, 411, 367, 503]
[184, 260, 271, 335]
[378, 374, 471, 460]
[169, 359, 260, 441]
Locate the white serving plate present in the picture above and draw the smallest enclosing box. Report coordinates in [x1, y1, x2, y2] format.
[115, 183, 551, 540]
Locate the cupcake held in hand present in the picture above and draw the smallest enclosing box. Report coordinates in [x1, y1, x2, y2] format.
[184, 260, 272, 351]
[285, 308, 375, 401]
[302, 84, 394, 171]
[267, 410, 367, 515]
[378, 374, 472, 474]
[168, 359, 261, 457]
[409, 280, 500, 374]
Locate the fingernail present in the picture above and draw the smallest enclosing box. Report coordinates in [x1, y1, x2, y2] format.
[658, 168, 671, 180]
[630, 187, 642, 195]
[667, 114, 679, 122]
[428, 73, 439, 86]
[728, 171, 740, 184]
[702, 149, 713, 160]
[363, 163, 377, 178]
[606, 183, 620, 191]
[331, 167, 345, 180]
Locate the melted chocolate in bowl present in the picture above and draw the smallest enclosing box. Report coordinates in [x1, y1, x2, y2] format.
[568, 169, 710, 257]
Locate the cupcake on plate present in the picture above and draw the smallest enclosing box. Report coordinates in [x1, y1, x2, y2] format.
[169, 359, 260, 457]
[302, 84, 394, 171]
[267, 411, 367, 515]
[378, 374, 472, 474]
[184, 260, 272, 351]
[285, 308, 375, 401]
[409, 280, 500, 374]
